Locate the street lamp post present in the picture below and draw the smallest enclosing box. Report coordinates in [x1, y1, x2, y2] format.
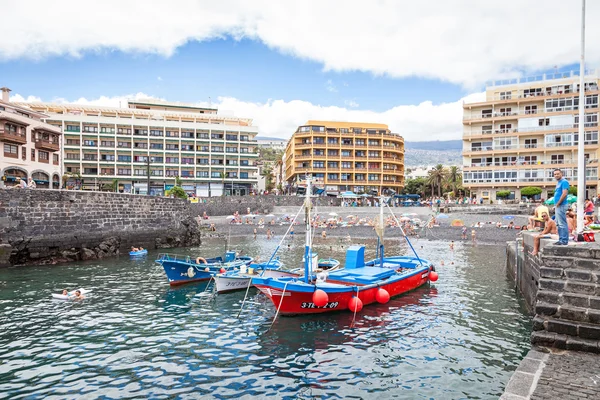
[576, 0, 587, 233]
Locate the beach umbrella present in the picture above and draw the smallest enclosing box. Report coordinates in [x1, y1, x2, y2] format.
[567, 194, 577, 204]
[226, 215, 235, 220]
[346, 215, 355, 219]
[451, 219, 464, 227]
[400, 217, 411, 222]
[329, 212, 338, 217]
[502, 215, 515, 220]
[437, 213, 449, 219]
[265, 214, 276, 219]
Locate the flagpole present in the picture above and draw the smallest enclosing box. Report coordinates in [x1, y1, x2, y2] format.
[576, 0, 586, 233]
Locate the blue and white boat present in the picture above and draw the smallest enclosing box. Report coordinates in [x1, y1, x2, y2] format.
[214, 259, 288, 293]
[156, 251, 253, 286]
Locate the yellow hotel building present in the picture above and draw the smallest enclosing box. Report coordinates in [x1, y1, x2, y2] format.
[283, 120, 404, 194]
[463, 70, 600, 201]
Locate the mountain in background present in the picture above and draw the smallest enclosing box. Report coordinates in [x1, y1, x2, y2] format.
[404, 140, 462, 151]
[404, 140, 462, 167]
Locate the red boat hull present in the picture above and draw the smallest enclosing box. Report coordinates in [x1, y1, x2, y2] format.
[254, 269, 430, 315]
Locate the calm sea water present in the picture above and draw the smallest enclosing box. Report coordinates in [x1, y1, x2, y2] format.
[0, 236, 531, 399]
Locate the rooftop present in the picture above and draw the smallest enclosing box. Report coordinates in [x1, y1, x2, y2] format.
[486, 69, 598, 88]
[304, 120, 389, 129]
[128, 98, 218, 113]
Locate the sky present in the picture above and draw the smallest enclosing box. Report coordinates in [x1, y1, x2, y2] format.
[2, 1, 599, 141]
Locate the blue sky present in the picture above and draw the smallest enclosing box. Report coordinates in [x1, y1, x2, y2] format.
[3, 39, 466, 113]
[2, 1, 597, 140]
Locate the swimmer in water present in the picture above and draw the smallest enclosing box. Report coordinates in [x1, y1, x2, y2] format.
[449, 241, 454, 250]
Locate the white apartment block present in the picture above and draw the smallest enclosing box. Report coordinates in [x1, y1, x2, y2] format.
[1, 88, 62, 188]
[462, 70, 600, 201]
[14, 98, 259, 196]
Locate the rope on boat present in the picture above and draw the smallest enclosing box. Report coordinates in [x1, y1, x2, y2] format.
[267, 281, 290, 332]
[203, 276, 214, 293]
[264, 204, 304, 269]
[236, 273, 254, 319]
[351, 286, 360, 327]
[385, 203, 424, 267]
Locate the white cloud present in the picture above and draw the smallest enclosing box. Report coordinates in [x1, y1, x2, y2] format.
[157, 76, 163, 81]
[11, 91, 485, 142]
[325, 79, 337, 93]
[0, 1, 598, 87]
[9, 94, 42, 103]
[344, 99, 359, 108]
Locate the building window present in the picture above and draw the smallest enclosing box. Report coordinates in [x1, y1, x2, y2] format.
[31, 148, 36, 161]
[83, 140, 96, 147]
[117, 168, 131, 175]
[3, 143, 18, 158]
[53, 154, 59, 165]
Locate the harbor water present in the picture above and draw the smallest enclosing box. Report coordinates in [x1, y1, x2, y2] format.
[0, 237, 531, 399]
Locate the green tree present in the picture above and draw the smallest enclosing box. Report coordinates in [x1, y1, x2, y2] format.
[175, 175, 182, 187]
[446, 166, 462, 193]
[166, 186, 188, 199]
[569, 186, 578, 195]
[427, 164, 448, 197]
[110, 178, 119, 193]
[496, 190, 511, 199]
[402, 177, 427, 196]
[521, 186, 542, 198]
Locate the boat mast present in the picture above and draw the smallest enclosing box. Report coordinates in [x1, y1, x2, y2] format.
[379, 195, 384, 267]
[304, 174, 311, 283]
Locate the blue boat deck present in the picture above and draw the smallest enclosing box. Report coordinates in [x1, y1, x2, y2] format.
[328, 267, 396, 285]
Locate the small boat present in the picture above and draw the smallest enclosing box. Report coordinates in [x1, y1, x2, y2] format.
[52, 288, 90, 300]
[129, 249, 148, 257]
[252, 176, 437, 316]
[214, 259, 289, 293]
[156, 251, 253, 286]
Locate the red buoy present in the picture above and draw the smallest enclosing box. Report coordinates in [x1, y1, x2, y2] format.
[429, 271, 439, 282]
[375, 288, 390, 304]
[348, 296, 363, 312]
[312, 289, 329, 307]
[219, 268, 226, 274]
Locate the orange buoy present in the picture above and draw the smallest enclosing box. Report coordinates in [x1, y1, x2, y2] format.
[348, 296, 363, 312]
[375, 288, 390, 304]
[204, 267, 210, 272]
[429, 271, 439, 282]
[219, 268, 226, 273]
[312, 289, 329, 307]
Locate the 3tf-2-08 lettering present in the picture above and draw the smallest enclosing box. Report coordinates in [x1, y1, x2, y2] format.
[300, 302, 339, 309]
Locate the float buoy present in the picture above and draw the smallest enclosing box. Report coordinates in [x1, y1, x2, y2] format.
[348, 296, 363, 312]
[204, 267, 210, 272]
[187, 267, 196, 278]
[219, 268, 226, 274]
[429, 271, 439, 282]
[375, 288, 390, 304]
[196, 257, 207, 264]
[312, 289, 329, 307]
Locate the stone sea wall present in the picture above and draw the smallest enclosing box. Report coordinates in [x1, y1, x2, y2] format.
[0, 190, 202, 267]
[510, 232, 600, 352]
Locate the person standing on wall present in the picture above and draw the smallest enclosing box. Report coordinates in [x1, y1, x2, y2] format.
[553, 168, 570, 245]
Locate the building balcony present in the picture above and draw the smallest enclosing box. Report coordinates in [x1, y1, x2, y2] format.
[34, 139, 60, 152]
[0, 130, 27, 144]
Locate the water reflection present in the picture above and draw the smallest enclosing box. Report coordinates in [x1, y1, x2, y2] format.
[0, 238, 530, 399]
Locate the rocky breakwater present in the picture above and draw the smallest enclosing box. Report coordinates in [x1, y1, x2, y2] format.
[0, 190, 202, 267]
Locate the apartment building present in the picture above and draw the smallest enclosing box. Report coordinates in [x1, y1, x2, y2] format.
[283, 120, 404, 195]
[462, 70, 600, 201]
[14, 98, 259, 196]
[256, 137, 287, 151]
[0, 88, 62, 188]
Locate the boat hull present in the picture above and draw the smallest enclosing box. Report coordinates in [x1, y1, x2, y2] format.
[253, 265, 431, 315]
[156, 254, 253, 286]
[215, 266, 297, 293]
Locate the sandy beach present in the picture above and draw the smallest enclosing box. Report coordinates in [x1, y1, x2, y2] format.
[200, 206, 527, 245]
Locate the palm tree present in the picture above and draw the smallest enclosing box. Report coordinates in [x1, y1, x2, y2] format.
[275, 159, 283, 191]
[428, 164, 448, 197]
[446, 166, 462, 195]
